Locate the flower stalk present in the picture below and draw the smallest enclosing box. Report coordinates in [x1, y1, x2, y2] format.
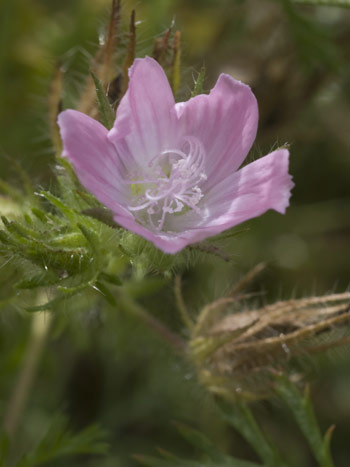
[116, 291, 186, 353]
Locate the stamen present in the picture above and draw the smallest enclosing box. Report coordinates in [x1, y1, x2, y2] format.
[127, 136, 207, 232]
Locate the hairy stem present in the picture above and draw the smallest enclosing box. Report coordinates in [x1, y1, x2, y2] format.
[174, 275, 194, 330]
[117, 292, 186, 353]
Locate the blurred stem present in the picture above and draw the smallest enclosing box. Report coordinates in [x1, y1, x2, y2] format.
[228, 263, 265, 298]
[3, 310, 52, 439]
[117, 292, 186, 353]
[174, 276, 194, 330]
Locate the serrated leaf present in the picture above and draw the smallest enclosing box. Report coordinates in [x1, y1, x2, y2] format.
[91, 71, 115, 129]
[47, 232, 86, 248]
[0, 229, 11, 245]
[82, 206, 117, 228]
[174, 422, 227, 463]
[31, 207, 48, 223]
[219, 400, 287, 467]
[2, 217, 42, 241]
[39, 191, 77, 223]
[56, 157, 80, 186]
[77, 223, 99, 252]
[15, 272, 60, 290]
[17, 416, 108, 467]
[275, 374, 335, 467]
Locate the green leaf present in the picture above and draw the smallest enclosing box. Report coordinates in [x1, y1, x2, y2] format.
[99, 271, 122, 286]
[191, 67, 206, 97]
[15, 272, 60, 289]
[0, 229, 11, 245]
[31, 207, 48, 223]
[18, 416, 108, 466]
[39, 191, 77, 223]
[174, 422, 227, 463]
[93, 281, 117, 306]
[46, 232, 86, 248]
[77, 222, 99, 253]
[91, 71, 115, 129]
[219, 400, 288, 467]
[275, 374, 335, 467]
[2, 216, 43, 241]
[135, 423, 262, 467]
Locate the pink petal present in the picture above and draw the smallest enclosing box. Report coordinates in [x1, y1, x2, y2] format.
[58, 109, 129, 215]
[166, 149, 293, 236]
[113, 211, 228, 254]
[108, 57, 178, 170]
[175, 74, 258, 191]
[112, 213, 190, 254]
[114, 148, 292, 254]
[201, 148, 293, 228]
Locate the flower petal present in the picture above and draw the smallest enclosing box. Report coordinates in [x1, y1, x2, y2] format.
[114, 211, 230, 254]
[108, 57, 178, 170]
[175, 74, 258, 191]
[114, 149, 291, 254]
[58, 109, 129, 214]
[112, 213, 190, 254]
[166, 149, 293, 236]
[202, 148, 294, 228]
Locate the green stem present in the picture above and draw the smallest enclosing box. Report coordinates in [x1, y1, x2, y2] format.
[174, 276, 194, 330]
[117, 292, 186, 353]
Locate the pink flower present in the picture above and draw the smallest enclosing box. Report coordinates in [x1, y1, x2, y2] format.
[58, 57, 293, 254]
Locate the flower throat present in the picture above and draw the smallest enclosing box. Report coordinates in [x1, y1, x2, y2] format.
[127, 137, 207, 231]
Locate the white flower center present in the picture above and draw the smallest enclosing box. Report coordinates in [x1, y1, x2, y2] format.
[127, 136, 207, 231]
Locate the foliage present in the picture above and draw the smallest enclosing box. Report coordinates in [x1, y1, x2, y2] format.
[135, 375, 336, 466]
[0, 416, 108, 467]
[0, 0, 349, 466]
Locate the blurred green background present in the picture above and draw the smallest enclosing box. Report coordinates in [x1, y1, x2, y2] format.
[0, 0, 349, 466]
